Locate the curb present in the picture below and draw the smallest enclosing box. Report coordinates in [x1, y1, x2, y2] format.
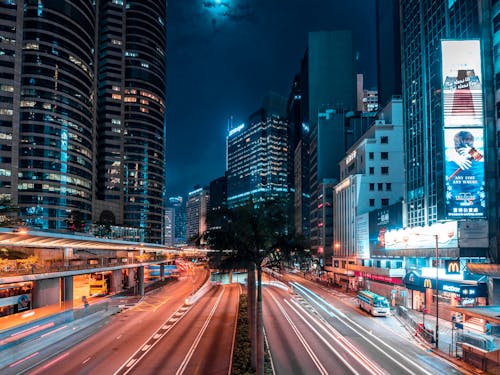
[393, 313, 484, 375]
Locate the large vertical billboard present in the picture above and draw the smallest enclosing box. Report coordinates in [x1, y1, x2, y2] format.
[441, 40, 486, 219]
[444, 128, 485, 217]
[441, 40, 483, 127]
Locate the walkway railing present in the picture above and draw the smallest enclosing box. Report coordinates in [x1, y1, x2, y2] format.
[396, 306, 435, 344]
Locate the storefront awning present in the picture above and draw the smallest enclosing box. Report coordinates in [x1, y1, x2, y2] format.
[403, 271, 487, 297]
[467, 263, 500, 278]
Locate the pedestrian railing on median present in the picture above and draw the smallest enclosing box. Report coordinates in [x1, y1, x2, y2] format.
[396, 306, 435, 344]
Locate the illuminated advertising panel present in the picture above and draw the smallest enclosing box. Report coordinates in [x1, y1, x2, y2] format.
[441, 40, 486, 219]
[444, 128, 485, 218]
[441, 40, 483, 127]
[384, 221, 458, 250]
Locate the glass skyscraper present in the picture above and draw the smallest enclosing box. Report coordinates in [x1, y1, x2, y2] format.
[227, 93, 289, 208]
[0, 0, 166, 243]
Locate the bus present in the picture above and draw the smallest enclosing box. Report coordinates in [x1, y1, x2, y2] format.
[357, 290, 390, 317]
[0, 282, 33, 317]
[89, 273, 109, 296]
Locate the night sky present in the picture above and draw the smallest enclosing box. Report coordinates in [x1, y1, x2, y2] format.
[166, 0, 376, 198]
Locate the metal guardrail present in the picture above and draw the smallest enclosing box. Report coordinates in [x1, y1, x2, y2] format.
[396, 306, 435, 344]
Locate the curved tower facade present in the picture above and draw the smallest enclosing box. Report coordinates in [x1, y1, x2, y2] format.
[121, 0, 166, 243]
[18, 0, 96, 230]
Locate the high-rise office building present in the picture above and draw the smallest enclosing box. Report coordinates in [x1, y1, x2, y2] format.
[186, 187, 209, 245]
[399, 1, 495, 309]
[0, 1, 166, 243]
[304, 31, 357, 259]
[287, 74, 310, 238]
[168, 195, 186, 246]
[226, 93, 289, 208]
[96, 0, 166, 243]
[375, 0, 401, 109]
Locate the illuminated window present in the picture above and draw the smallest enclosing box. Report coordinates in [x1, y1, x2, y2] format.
[20, 100, 36, 107]
[112, 86, 120, 91]
[111, 118, 121, 125]
[0, 85, 14, 92]
[112, 94, 121, 100]
[0, 109, 13, 116]
[124, 96, 136, 102]
[24, 42, 38, 50]
[140, 99, 149, 105]
[140, 107, 149, 113]
[141, 62, 149, 68]
[111, 39, 122, 45]
[0, 133, 12, 140]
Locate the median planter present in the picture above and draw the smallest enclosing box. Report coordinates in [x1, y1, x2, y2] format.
[231, 294, 272, 375]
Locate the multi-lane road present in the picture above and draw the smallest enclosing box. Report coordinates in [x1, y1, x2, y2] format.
[5, 269, 240, 375]
[263, 272, 467, 375]
[3, 268, 473, 375]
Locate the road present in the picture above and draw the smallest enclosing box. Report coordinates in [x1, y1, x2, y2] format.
[6, 268, 215, 375]
[263, 272, 466, 375]
[119, 283, 240, 375]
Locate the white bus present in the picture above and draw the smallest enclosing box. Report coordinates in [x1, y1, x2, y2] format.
[357, 290, 390, 317]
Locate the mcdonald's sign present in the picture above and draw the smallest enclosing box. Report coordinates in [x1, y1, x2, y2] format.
[424, 279, 432, 289]
[445, 260, 460, 275]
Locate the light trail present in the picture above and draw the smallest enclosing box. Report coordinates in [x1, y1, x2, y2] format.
[268, 290, 330, 375]
[113, 301, 194, 375]
[291, 282, 436, 375]
[175, 287, 226, 375]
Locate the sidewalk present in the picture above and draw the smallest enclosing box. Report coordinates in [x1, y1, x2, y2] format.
[394, 306, 500, 374]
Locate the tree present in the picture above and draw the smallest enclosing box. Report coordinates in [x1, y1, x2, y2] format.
[203, 198, 291, 374]
[0, 197, 18, 228]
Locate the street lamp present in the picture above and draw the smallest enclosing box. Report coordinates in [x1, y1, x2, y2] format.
[434, 233, 439, 350]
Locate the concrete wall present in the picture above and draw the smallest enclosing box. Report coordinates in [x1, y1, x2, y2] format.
[111, 269, 122, 293]
[33, 278, 60, 308]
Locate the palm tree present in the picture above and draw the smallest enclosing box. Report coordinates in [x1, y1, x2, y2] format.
[204, 197, 292, 374]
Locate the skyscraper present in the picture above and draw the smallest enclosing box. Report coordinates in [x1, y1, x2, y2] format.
[226, 93, 289, 208]
[304, 31, 357, 258]
[186, 187, 209, 245]
[399, 1, 496, 307]
[0, 1, 166, 243]
[96, 0, 166, 243]
[375, 0, 401, 109]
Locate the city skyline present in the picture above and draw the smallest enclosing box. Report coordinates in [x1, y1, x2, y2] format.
[166, 0, 376, 196]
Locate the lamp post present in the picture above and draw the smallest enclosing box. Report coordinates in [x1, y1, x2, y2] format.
[434, 233, 439, 350]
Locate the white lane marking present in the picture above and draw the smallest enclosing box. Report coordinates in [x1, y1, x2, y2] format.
[162, 325, 171, 330]
[82, 357, 91, 365]
[175, 287, 226, 375]
[287, 298, 385, 375]
[268, 291, 329, 375]
[116, 335, 122, 340]
[113, 296, 197, 375]
[291, 282, 434, 375]
[141, 345, 151, 351]
[153, 334, 161, 339]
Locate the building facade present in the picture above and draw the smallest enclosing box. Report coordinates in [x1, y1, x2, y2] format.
[398, 0, 493, 314]
[186, 187, 209, 245]
[0, 0, 167, 243]
[304, 31, 357, 258]
[331, 98, 405, 290]
[226, 94, 289, 208]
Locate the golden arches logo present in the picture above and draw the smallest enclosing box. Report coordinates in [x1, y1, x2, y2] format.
[424, 279, 432, 289]
[448, 261, 460, 273]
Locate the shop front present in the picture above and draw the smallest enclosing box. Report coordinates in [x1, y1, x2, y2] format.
[355, 271, 404, 306]
[403, 271, 488, 319]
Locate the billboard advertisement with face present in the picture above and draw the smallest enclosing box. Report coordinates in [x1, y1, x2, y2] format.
[441, 40, 483, 127]
[444, 127, 485, 218]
